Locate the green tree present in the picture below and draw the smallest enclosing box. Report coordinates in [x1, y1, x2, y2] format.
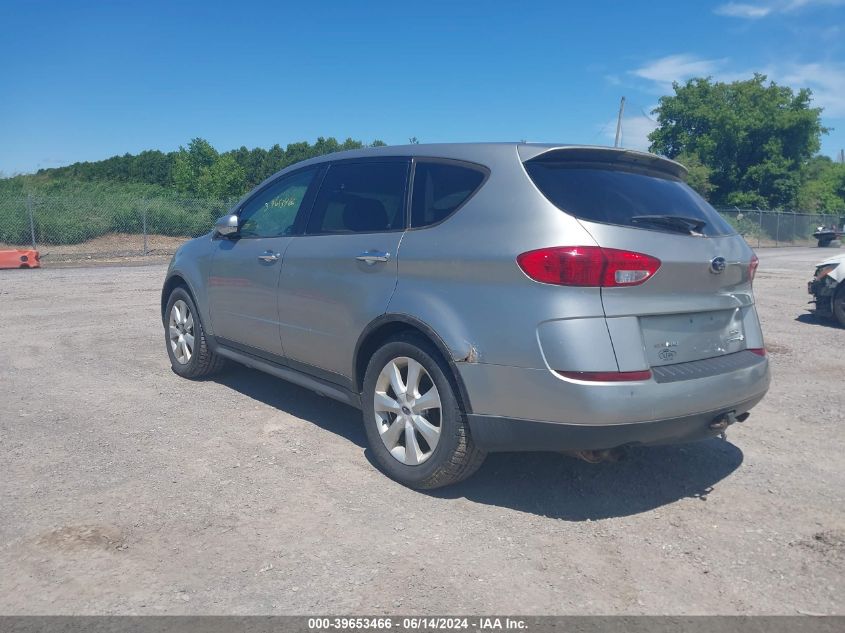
[674, 151, 713, 199]
[340, 137, 364, 151]
[796, 157, 845, 213]
[197, 154, 245, 199]
[649, 74, 828, 209]
[173, 138, 219, 195]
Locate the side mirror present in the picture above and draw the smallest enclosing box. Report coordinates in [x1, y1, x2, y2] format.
[214, 214, 239, 237]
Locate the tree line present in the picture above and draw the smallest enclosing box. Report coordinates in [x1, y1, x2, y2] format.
[34, 137, 387, 200]
[3, 74, 844, 214]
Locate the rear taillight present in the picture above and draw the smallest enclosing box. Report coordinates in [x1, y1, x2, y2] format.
[749, 254, 759, 282]
[748, 348, 767, 357]
[556, 369, 653, 382]
[516, 246, 661, 287]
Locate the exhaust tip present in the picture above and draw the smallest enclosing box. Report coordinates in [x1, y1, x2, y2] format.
[711, 410, 747, 431]
[570, 448, 627, 464]
[709, 418, 729, 431]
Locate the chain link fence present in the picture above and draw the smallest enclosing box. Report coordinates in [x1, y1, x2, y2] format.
[1, 190, 843, 263]
[717, 208, 845, 248]
[0, 191, 236, 262]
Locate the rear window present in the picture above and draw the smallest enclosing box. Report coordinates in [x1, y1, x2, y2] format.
[411, 161, 486, 228]
[524, 162, 734, 237]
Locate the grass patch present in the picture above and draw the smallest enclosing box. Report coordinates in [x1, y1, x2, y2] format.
[0, 177, 233, 245]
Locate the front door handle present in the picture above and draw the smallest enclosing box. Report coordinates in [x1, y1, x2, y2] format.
[356, 250, 391, 265]
[258, 251, 280, 263]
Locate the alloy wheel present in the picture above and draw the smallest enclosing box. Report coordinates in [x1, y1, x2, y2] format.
[373, 356, 442, 465]
[168, 299, 195, 365]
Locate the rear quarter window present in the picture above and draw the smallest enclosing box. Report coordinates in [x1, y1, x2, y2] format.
[411, 161, 486, 228]
[524, 162, 734, 237]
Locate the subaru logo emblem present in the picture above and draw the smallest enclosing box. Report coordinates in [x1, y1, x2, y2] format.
[710, 256, 727, 274]
[658, 349, 676, 361]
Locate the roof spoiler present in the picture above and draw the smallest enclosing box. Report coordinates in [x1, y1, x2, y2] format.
[520, 146, 688, 179]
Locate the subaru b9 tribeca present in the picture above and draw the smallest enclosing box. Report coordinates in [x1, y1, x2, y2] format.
[161, 143, 770, 489]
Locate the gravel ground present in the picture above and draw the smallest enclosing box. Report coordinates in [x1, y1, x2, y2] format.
[0, 248, 843, 615]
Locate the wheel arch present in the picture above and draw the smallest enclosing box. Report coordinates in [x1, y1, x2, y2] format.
[353, 314, 474, 414]
[161, 274, 196, 322]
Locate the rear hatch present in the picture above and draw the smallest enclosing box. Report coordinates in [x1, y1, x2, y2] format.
[523, 147, 760, 371]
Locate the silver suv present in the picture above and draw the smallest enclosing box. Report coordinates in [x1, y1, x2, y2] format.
[161, 143, 770, 488]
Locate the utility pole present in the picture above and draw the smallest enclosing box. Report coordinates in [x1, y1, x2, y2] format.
[614, 96, 626, 148]
[839, 149, 844, 164]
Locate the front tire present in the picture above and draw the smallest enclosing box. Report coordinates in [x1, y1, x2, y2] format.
[362, 333, 486, 489]
[833, 285, 845, 328]
[164, 286, 225, 379]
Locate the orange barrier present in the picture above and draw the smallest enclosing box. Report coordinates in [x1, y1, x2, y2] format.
[0, 249, 41, 269]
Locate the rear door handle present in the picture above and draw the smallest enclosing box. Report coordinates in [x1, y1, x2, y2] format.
[258, 251, 280, 263]
[355, 250, 391, 265]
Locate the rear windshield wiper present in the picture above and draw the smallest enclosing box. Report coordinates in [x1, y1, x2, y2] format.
[631, 215, 706, 235]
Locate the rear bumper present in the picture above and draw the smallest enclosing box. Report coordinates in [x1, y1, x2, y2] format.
[458, 350, 769, 425]
[458, 350, 770, 451]
[468, 393, 765, 452]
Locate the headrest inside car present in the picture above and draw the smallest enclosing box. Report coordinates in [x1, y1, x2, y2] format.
[342, 196, 389, 232]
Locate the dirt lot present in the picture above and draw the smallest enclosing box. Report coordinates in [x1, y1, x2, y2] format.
[0, 248, 843, 615]
[0, 233, 188, 265]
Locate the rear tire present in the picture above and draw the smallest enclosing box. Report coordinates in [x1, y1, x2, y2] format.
[164, 286, 226, 379]
[362, 333, 486, 489]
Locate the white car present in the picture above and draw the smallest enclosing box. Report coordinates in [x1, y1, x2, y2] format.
[808, 253, 845, 326]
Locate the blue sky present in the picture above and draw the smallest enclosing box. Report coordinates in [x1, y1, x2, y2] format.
[1, 0, 844, 174]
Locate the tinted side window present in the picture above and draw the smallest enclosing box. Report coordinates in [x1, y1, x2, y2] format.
[306, 162, 408, 234]
[524, 162, 734, 237]
[239, 168, 318, 238]
[411, 162, 486, 228]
